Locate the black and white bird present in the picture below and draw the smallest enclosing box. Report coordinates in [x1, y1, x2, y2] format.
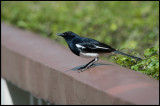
[57, 31, 142, 72]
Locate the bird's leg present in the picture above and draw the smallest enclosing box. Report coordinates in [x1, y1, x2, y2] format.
[78, 58, 97, 70]
[78, 57, 99, 72]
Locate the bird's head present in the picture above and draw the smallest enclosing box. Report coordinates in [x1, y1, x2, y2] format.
[56, 31, 78, 40]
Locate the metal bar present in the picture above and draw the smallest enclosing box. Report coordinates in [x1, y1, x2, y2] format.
[37, 98, 42, 105]
[30, 94, 34, 105]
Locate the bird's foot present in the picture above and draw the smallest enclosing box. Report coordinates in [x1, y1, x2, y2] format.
[77, 68, 86, 73]
[77, 66, 86, 73]
[77, 64, 96, 73]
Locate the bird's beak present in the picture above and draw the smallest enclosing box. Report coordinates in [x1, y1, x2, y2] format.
[56, 33, 64, 36]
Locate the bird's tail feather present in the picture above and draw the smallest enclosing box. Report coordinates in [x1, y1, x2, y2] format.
[114, 51, 142, 61]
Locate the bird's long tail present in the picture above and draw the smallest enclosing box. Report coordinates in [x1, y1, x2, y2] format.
[114, 51, 142, 61]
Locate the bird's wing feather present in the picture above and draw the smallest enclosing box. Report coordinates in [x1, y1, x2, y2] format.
[75, 39, 115, 53]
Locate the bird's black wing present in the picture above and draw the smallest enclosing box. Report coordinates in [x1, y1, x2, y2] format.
[75, 38, 116, 53]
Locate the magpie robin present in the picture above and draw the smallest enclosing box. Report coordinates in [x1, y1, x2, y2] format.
[57, 31, 142, 72]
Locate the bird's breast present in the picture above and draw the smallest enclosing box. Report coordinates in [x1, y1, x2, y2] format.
[67, 43, 80, 56]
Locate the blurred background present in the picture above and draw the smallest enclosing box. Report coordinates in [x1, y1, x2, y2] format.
[1, 1, 159, 54]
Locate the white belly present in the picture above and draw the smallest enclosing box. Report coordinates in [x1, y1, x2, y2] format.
[79, 52, 99, 58]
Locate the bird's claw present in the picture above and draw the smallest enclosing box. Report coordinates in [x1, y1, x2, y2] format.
[77, 64, 95, 73]
[77, 68, 87, 73]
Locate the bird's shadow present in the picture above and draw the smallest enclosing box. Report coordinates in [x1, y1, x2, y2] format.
[65, 63, 113, 72]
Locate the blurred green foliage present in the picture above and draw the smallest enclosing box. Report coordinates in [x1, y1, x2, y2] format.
[1, 1, 159, 79]
[112, 47, 159, 79]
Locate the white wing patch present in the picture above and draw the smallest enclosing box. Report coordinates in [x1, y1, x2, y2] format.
[76, 44, 85, 49]
[94, 45, 109, 49]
